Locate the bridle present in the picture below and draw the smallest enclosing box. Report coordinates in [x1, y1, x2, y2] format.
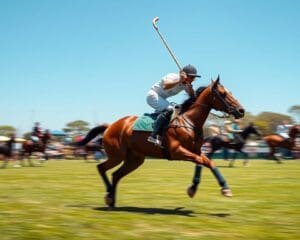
[210, 84, 237, 118]
[168, 82, 239, 141]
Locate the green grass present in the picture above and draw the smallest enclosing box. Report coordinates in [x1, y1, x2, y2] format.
[0, 159, 299, 240]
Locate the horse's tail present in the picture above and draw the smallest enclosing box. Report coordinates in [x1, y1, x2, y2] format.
[78, 124, 109, 146]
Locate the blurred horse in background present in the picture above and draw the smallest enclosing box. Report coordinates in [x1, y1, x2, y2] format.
[263, 125, 300, 163]
[204, 123, 261, 167]
[83, 137, 106, 161]
[21, 132, 51, 166]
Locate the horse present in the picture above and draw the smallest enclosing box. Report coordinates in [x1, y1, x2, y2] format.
[79, 76, 245, 207]
[0, 139, 16, 168]
[205, 123, 260, 167]
[263, 125, 300, 163]
[21, 133, 51, 166]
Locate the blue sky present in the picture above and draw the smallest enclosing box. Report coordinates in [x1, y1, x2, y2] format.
[0, 0, 299, 134]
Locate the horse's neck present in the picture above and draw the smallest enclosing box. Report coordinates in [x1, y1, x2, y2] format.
[184, 94, 211, 129]
[241, 128, 249, 140]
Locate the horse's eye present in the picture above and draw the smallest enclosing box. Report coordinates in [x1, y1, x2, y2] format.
[222, 92, 227, 98]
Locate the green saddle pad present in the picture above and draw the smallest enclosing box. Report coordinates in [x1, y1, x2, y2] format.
[132, 113, 158, 132]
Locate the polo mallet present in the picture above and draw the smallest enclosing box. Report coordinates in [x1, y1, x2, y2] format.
[152, 17, 182, 70]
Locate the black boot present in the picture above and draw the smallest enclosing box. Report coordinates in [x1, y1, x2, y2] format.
[147, 109, 173, 146]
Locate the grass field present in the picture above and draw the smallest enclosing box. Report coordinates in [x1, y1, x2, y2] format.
[0, 159, 299, 240]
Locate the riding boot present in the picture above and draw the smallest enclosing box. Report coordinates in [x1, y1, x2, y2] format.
[147, 109, 173, 146]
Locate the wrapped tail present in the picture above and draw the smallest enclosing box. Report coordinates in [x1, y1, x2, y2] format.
[78, 124, 109, 146]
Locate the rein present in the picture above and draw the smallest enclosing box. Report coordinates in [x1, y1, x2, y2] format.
[211, 86, 237, 117]
[167, 82, 238, 142]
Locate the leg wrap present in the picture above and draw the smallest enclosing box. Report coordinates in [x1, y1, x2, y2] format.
[192, 164, 202, 185]
[211, 167, 229, 189]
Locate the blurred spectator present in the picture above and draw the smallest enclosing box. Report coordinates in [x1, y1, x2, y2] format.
[31, 122, 43, 143]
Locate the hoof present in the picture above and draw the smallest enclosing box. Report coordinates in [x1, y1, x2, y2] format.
[104, 193, 114, 207]
[187, 185, 197, 198]
[221, 188, 233, 197]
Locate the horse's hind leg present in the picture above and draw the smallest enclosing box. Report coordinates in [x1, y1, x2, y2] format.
[109, 151, 145, 207]
[269, 147, 282, 163]
[97, 156, 123, 207]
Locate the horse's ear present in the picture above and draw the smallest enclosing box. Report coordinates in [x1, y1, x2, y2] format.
[212, 75, 220, 89]
[216, 75, 220, 83]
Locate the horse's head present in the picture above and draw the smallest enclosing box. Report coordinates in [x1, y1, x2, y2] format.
[289, 125, 300, 138]
[210, 76, 245, 119]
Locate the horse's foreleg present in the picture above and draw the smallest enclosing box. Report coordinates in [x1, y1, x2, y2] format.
[173, 147, 232, 197]
[242, 151, 250, 166]
[28, 153, 34, 167]
[187, 164, 202, 198]
[187, 150, 216, 198]
[229, 151, 237, 167]
[197, 153, 232, 197]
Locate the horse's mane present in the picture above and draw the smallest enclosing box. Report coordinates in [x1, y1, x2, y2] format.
[180, 86, 207, 114]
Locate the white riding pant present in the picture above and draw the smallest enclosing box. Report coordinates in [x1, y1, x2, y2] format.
[279, 133, 289, 139]
[31, 136, 39, 142]
[146, 89, 173, 113]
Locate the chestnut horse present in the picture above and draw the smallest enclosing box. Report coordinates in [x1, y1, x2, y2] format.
[21, 133, 51, 165]
[80, 77, 245, 207]
[263, 125, 300, 162]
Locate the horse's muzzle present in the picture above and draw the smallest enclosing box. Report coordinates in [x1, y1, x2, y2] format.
[234, 108, 245, 119]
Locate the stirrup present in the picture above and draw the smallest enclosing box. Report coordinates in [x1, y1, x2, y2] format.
[147, 136, 162, 146]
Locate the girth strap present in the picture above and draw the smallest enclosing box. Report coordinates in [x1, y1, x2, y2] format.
[169, 115, 203, 142]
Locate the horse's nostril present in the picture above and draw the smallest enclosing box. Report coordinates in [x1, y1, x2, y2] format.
[239, 108, 245, 115]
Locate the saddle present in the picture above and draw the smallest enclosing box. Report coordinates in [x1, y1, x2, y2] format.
[132, 113, 159, 132]
[132, 110, 178, 132]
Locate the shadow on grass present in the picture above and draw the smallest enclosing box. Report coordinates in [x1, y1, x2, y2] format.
[94, 206, 195, 217]
[66, 204, 230, 218]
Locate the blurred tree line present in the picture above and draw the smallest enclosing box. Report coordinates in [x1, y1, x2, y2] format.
[0, 105, 299, 138]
